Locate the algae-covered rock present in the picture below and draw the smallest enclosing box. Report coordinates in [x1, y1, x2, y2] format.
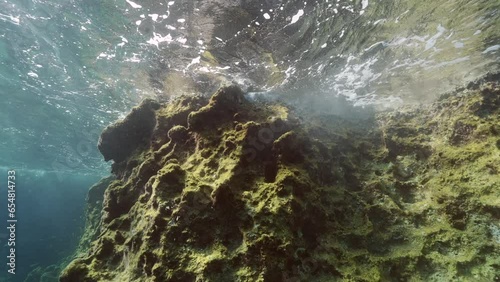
[78, 176, 115, 252]
[188, 85, 246, 131]
[62, 80, 500, 282]
[98, 98, 160, 162]
[59, 259, 91, 282]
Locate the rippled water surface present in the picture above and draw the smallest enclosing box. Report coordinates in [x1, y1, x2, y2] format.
[0, 0, 499, 177]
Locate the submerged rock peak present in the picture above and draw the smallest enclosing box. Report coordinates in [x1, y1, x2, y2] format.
[62, 80, 500, 282]
[98, 99, 160, 162]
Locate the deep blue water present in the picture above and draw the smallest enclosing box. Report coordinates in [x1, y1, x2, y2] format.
[0, 0, 498, 281]
[0, 170, 102, 281]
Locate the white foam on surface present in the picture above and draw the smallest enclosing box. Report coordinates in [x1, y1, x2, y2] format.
[126, 0, 142, 9]
[147, 33, 173, 48]
[482, 45, 500, 54]
[290, 9, 304, 24]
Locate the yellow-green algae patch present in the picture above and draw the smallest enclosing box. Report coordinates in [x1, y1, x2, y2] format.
[61, 79, 499, 282]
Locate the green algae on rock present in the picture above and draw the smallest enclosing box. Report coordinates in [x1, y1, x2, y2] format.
[61, 80, 499, 282]
[98, 99, 160, 162]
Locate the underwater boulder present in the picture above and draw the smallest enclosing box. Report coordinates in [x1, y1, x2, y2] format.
[62, 78, 500, 282]
[188, 85, 246, 131]
[98, 98, 160, 162]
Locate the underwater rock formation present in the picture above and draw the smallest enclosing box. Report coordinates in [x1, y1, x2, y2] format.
[61, 79, 499, 281]
[98, 99, 160, 162]
[77, 176, 116, 253]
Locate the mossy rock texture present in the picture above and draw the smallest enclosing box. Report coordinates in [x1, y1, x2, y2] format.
[98, 99, 160, 162]
[62, 81, 500, 282]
